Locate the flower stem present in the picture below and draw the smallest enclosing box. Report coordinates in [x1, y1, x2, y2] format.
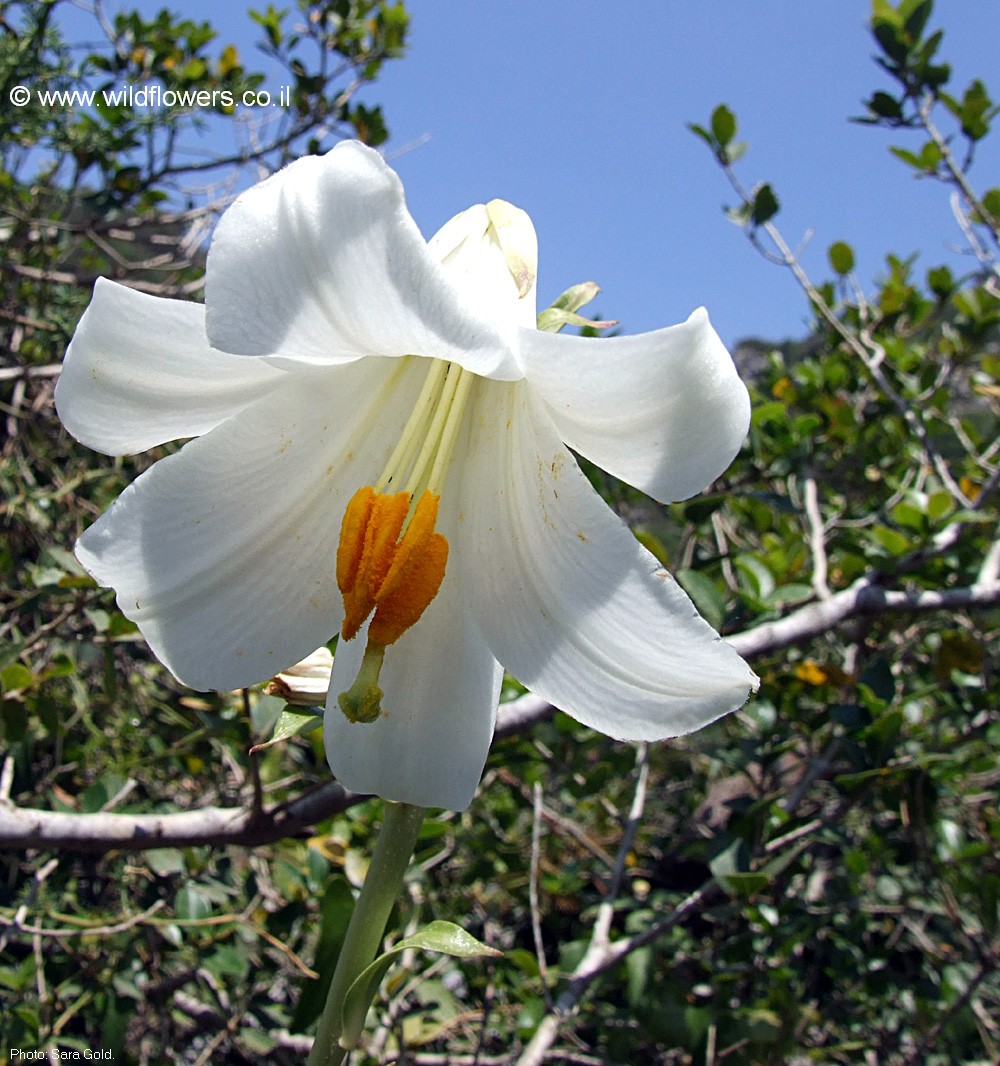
[307, 801, 425, 1066]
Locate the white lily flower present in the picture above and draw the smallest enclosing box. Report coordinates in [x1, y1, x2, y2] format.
[56, 141, 758, 811]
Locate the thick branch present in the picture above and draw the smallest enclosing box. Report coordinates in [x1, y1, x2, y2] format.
[0, 779, 363, 853]
[0, 695, 555, 852]
[1, 571, 996, 855]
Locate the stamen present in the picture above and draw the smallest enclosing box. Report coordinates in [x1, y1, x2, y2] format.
[374, 358, 449, 493]
[427, 366, 475, 495]
[336, 487, 449, 643]
[369, 491, 448, 646]
[404, 361, 465, 497]
[334, 355, 476, 723]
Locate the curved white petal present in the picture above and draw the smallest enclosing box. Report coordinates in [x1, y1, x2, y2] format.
[324, 507, 502, 811]
[76, 357, 431, 691]
[205, 141, 522, 380]
[429, 200, 537, 330]
[519, 308, 750, 503]
[458, 380, 758, 740]
[55, 279, 285, 455]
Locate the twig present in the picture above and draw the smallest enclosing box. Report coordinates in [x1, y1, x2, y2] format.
[516, 745, 650, 1066]
[900, 955, 995, 1065]
[528, 783, 551, 1002]
[803, 475, 831, 599]
[0, 364, 62, 382]
[0, 899, 166, 938]
[721, 161, 973, 506]
[516, 880, 722, 1066]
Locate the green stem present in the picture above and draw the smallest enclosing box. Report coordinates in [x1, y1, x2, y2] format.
[307, 801, 425, 1066]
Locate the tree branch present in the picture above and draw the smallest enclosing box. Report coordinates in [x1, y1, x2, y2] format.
[727, 569, 1000, 660]
[0, 695, 555, 852]
[1, 569, 996, 854]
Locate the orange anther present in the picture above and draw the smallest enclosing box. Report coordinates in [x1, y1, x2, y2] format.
[336, 487, 449, 644]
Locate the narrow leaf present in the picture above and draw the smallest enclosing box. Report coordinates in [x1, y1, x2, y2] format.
[340, 921, 500, 1048]
[249, 707, 323, 754]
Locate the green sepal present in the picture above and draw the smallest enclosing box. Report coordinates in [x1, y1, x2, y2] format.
[248, 705, 323, 754]
[340, 921, 501, 1048]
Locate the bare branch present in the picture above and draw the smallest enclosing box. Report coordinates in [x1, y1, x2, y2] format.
[729, 570, 1000, 660]
[528, 782, 551, 1001]
[516, 879, 723, 1066]
[0, 779, 361, 852]
[1, 554, 997, 855]
[803, 475, 831, 599]
[0, 695, 554, 852]
[720, 161, 974, 506]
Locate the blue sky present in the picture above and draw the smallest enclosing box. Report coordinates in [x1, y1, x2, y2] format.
[56, 2, 999, 348]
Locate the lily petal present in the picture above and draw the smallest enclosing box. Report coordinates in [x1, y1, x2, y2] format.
[519, 308, 750, 503]
[324, 541, 502, 811]
[205, 141, 522, 380]
[429, 200, 538, 330]
[76, 357, 430, 691]
[459, 380, 758, 740]
[55, 279, 285, 455]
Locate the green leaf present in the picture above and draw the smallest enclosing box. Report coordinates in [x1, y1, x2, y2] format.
[735, 555, 776, 600]
[175, 881, 212, 921]
[675, 569, 725, 630]
[889, 146, 924, 170]
[859, 657, 896, 704]
[901, 0, 933, 42]
[864, 90, 904, 122]
[751, 183, 779, 225]
[828, 240, 855, 275]
[687, 122, 713, 147]
[978, 187, 1000, 225]
[870, 524, 911, 556]
[0, 663, 34, 694]
[292, 877, 355, 1030]
[341, 921, 500, 1048]
[249, 707, 323, 753]
[872, 17, 909, 64]
[957, 79, 993, 141]
[710, 104, 736, 147]
[710, 839, 765, 896]
[927, 265, 954, 297]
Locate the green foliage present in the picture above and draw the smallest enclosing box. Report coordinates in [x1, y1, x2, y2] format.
[1, 1, 998, 1063]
